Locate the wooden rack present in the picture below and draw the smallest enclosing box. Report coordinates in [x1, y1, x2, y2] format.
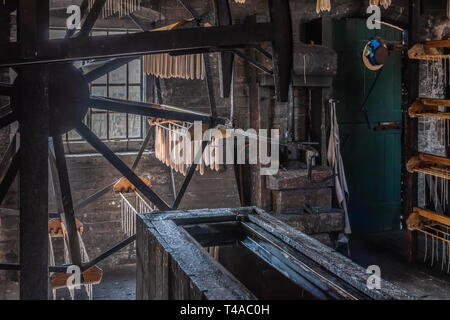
[409, 98, 450, 119]
[143, 19, 212, 80]
[408, 41, 450, 60]
[407, 37, 450, 267]
[48, 218, 103, 299]
[407, 153, 450, 180]
[407, 207, 450, 272]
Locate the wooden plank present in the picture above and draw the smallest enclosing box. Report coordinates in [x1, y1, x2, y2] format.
[247, 35, 272, 210]
[214, 0, 234, 98]
[272, 188, 332, 214]
[419, 152, 450, 167]
[50, 266, 103, 289]
[147, 218, 256, 300]
[16, 0, 50, 300]
[414, 207, 450, 226]
[274, 210, 344, 234]
[423, 39, 450, 49]
[421, 98, 450, 106]
[18, 66, 50, 300]
[403, 0, 420, 262]
[266, 166, 334, 190]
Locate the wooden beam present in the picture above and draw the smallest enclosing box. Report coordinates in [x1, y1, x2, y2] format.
[404, 0, 420, 263]
[17, 0, 50, 300]
[88, 96, 224, 125]
[421, 98, 450, 106]
[52, 135, 83, 267]
[414, 207, 450, 227]
[214, 0, 234, 98]
[0, 24, 275, 65]
[419, 152, 450, 167]
[18, 66, 50, 300]
[423, 39, 450, 49]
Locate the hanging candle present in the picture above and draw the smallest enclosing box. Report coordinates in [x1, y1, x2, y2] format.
[316, 0, 331, 14]
[369, 0, 392, 9]
[88, 0, 142, 18]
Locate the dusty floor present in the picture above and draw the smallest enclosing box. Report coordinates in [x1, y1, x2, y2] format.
[93, 264, 136, 300]
[2, 231, 450, 300]
[348, 231, 450, 300]
[0, 264, 136, 300]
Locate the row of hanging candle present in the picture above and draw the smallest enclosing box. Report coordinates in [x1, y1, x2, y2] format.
[144, 53, 205, 80]
[422, 223, 450, 273]
[423, 58, 450, 96]
[88, 0, 141, 18]
[317, 0, 392, 13]
[369, 0, 392, 9]
[154, 122, 221, 176]
[420, 180, 450, 273]
[87, 0, 243, 19]
[435, 118, 450, 148]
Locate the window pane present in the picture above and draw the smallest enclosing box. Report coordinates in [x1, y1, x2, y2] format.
[92, 113, 108, 139]
[92, 73, 107, 85]
[109, 64, 127, 84]
[91, 86, 107, 97]
[109, 113, 127, 139]
[128, 86, 141, 102]
[88, 31, 108, 84]
[129, 59, 141, 84]
[128, 114, 142, 138]
[109, 86, 126, 100]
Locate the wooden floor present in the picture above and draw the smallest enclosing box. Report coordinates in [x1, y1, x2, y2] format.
[348, 231, 450, 300]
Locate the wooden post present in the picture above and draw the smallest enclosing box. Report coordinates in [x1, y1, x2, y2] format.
[404, 0, 420, 263]
[17, 0, 50, 299]
[18, 66, 50, 299]
[246, 15, 272, 211]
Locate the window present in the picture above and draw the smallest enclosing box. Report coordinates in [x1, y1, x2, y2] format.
[50, 28, 145, 143]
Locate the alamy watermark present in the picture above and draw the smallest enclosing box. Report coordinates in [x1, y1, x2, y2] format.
[366, 265, 381, 290]
[66, 265, 81, 290]
[66, 5, 81, 30]
[366, 5, 382, 30]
